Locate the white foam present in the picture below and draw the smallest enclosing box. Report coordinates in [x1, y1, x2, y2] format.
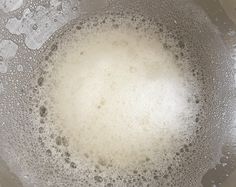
[43, 19, 199, 169]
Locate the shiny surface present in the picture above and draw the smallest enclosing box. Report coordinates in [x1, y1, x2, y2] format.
[196, 0, 236, 186]
[0, 0, 235, 186]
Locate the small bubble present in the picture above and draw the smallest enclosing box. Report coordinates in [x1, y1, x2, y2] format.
[38, 137, 44, 146]
[175, 55, 179, 60]
[38, 127, 44, 133]
[65, 157, 70, 163]
[163, 43, 169, 49]
[65, 152, 70, 157]
[154, 175, 158, 180]
[94, 176, 103, 183]
[106, 183, 113, 187]
[133, 170, 138, 174]
[142, 176, 147, 182]
[61, 136, 69, 147]
[46, 149, 52, 156]
[32, 24, 38, 30]
[76, 26, 82, 30]
[17, 65, 23, 72]
[178, 41, 185, 49]
[51, 44, 58, 52]
[72, 7, 78, 11]
[163, 174, 169, 179]
[195, 117, 199, 123]
[39, 106, 47, 117]
[70, 162, 77, 168]
[98, 157, 106, 166]
[38, 77, 44, 86]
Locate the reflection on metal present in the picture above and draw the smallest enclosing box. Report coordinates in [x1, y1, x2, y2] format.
[0, 0, 236, 186]
[0, 40, 18, 74]
[0, 40, 18, 59]
[219, 0, 236, 25]
[0, 0, 23, 13]
[5, 0, 79, 49]
[0, 156, 23, 187]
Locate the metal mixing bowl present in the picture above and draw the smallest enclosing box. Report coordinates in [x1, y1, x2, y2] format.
[0, 0, 236, 186]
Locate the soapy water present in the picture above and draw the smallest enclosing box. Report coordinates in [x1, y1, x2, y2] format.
[29, 14, 204, 186]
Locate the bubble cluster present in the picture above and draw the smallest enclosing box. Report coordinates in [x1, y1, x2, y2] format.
[27, 14, 207, 186]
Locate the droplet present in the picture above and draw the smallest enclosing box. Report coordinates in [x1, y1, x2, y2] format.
[17, 64, 23, 72]
[32, 24, 38, 30]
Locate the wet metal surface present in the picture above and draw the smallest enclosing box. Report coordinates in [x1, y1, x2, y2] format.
[0, 0, 236, 186]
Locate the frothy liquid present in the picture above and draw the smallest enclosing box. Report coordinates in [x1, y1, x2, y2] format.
[42, 19, 199, 170]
